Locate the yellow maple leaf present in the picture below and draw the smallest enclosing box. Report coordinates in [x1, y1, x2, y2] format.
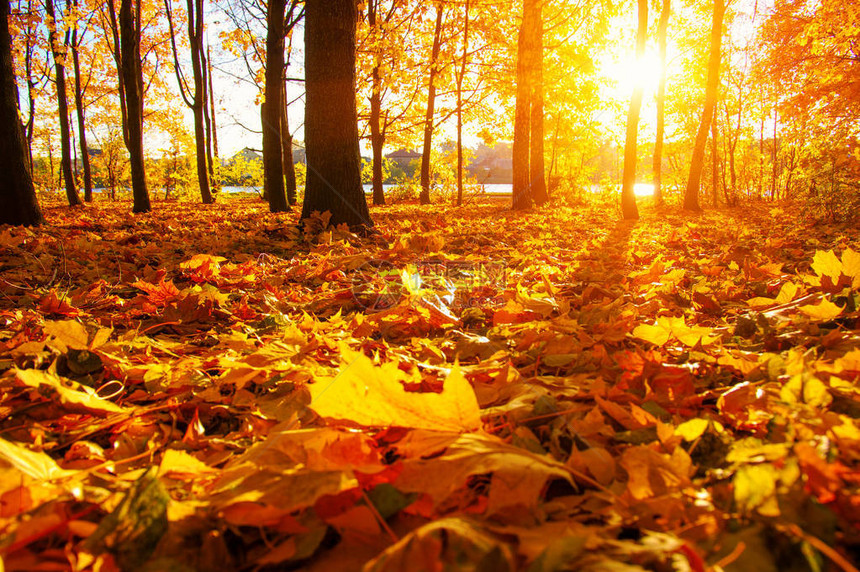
[308, 349, 481, 431]
[842, 247, 860, 288]
[798, 299, 843, 320]
[811, 249, 842, 282]
[632, 323, 671, 346]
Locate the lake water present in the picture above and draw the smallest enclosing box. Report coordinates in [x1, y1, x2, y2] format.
[221, 183, 657, 197]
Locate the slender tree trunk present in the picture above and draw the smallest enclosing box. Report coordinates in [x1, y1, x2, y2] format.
[530, 0, 547, 206]
[46, 0, 82, 206]
[71, 20, 93, 202]
[620, 0, 647, 219]
[207, 43, 219, 190]
[181, 0, 213, 203]
[263, 0, 287, 211]
[368, 0, 386, 206]
[0, 0, 43, 225]
[652, 0, 669, 206]
[280, 74, 297, 205]
[684, 0, 724, 211]
[512, 0, 536, 210]
[24, 0, 36, 170]
[771, 104, 778, 200]
[710, 106, 719, 208]
[301, 0, 370, 227]
[120, 0, 150, 212]
[419, 2, 444, 205]
[456, 0, 469, 207]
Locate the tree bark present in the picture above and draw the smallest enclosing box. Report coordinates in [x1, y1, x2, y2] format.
[512, 0, 536, 210]
[46, 0, 82, 206]
[684, 0, 724, 211]
[280, 74, 297, 205]
[301, 0, 371, 228]
[0, 0, 43, 225]
[710, 106, 719, 208]
[71, 17, 93, 202]
[529, 0, 547, 206]
[368, 0, 386, 206]
[206, 43, 219, 190]
[652, 0, 669, 206]
[456, 0, 469, 207]
[263, 0, 287, 212]
[620, 0, 647, 220]
[119, 0, 150, 212]
[419, 2, 444, 205]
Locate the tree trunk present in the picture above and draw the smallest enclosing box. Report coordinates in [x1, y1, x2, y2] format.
[71, 19, 93, 202]
[280, 74, 297, 205]
[529, 0, 547, 206]
[684, 0, 724, 211]
[46, 0, 82, 207]
[368, 0, 386, 206]
[512, 0, 536, 210]
[455, 0, 469, 207]
[177, 0, 213, 204]
[620, 0, 647, 220]
[419, 2, 444, 205]
[652, 0, 669, 206]
[24, 0, 36, 167]
[771, 104, 778, 200]
[710, 106, 719, 208]
[120, 0, 150, 213]
[263, 0, 287, 212]
[301, 0, 371, 228]
[207, 43, 219, 190]
[0, 0, 43, 225]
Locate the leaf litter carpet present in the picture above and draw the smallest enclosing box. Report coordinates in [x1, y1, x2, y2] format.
[0, 198, 858, 571]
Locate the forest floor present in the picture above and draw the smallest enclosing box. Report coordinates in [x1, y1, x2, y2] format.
[0, 196, 858, 572]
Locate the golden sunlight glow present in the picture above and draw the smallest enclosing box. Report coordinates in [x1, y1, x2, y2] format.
[607, 49, 667, 101]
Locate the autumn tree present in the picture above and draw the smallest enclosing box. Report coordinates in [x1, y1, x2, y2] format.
[419, 2, 445, 205]
[301, 0, 372, 228]
[619, 0, 647, 220]
[70, 0, 94, 202]
[651, 0, 669, 206]
[165, 0, 213, 203]
[511, 0, 548, 210]
[45, 0, 83, 206]
[108, 0, 150, 212]
[0, 0, 43, 225]
[684, 0, 724, 212]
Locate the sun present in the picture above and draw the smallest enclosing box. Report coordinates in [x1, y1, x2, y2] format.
[606, 49, 667, 102]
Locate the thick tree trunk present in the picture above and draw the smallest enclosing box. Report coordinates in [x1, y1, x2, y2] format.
[512, 0, 536, 210]
[263, 0, 287, 212]
[301, 0, 371, 228]
[0, 0, 43, 225]
[46, 0, 82, 207]
[529, 0, 547, 206]
[120, 0, 150, 213]
[71, 23, 93, 202]
[419, 3, 444, 205]
[620, 0, 647, 220]
[684, 0, 724, 211]
[652, 0, 669, 206]
[280, 75, 297, 205]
